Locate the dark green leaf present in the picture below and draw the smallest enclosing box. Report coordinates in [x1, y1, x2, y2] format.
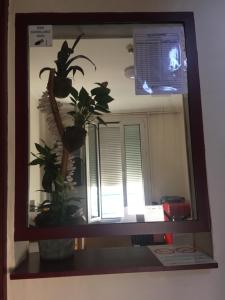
[69, 96, 77, 104]
[104, 95, 114, 103]
[94, 82, 107, 87]
[60, 40, 69, 52]
[54, 60, 66, 77]
[95, 104, 110, 113]
[29, 158, 44, 166]
[66, 65, 84, 77]
[91, 86, 110, 97]
[39, 67, 53, 78]
[31, 152, 38, 158]
[93, 111, 102, 115]
[42, 171, 54, 192]
[94, 94, 114, 106]
[70, 87, 79, 100]
[35, 143, 46, 154]
[71, 34, 84, 51]
[79, 87, 91, 107]
[66, 55, 96, 70]
[57, 41, 72, 63]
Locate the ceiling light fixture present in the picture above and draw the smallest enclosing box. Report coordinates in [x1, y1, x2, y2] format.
[124, 44, 135, 79]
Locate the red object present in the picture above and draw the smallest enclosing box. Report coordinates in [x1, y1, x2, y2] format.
[163, 201, 191, 244]
[163, 202, 191, 221]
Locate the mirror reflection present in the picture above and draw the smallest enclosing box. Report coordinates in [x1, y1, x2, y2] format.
[28, 24, 196, 228]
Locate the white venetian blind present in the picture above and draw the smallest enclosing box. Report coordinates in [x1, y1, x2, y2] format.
[87, 125, 99, 218]
[124, 125, 145, 214]
[99, 125, 124, 218]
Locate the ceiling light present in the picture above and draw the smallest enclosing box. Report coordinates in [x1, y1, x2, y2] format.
[124, 65, 135, 79]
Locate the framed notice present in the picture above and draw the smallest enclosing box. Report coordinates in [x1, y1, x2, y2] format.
[134, 25, 187, 95]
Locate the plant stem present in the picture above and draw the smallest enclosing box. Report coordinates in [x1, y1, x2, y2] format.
[47, 69, 69, 178]
[47, 70, 64, 137]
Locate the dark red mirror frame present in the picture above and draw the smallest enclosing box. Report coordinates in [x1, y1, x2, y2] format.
[14, 12, 211, 241]
[0, 0, 8, 298]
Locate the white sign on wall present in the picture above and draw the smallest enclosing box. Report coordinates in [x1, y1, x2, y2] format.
[29, 25, 53, 47]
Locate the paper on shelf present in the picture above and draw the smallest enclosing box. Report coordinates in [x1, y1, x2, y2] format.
[148, 245, 216, 266]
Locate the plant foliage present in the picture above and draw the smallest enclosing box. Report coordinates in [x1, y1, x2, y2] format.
[29, 141, 85, 227]
[29, 142, 63, 193]
[67, 82, 114, 127]
[39, 35, 96, 98]
[34, 192, 84, 228]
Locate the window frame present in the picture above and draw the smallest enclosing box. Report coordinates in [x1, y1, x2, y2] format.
[14, 12, 211, 241]
[0, 0, 8, 298]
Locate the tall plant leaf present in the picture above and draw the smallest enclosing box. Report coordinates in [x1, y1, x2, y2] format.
[39, 67, 54, 78]
[66, 65, 85, 77]
[71, 33, 84, 51]
[65, 55, 96, 70]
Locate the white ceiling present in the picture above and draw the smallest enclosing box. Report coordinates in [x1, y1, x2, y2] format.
[30, 38, 183, 113]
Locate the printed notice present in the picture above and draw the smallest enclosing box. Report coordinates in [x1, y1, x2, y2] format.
[134, 25, 187, 95]
[29, 25, 52, 47]
[144, 205, 164, 222]
[148, 245, 216, 266]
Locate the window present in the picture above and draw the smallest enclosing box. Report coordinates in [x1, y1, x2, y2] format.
[87, 120, 145, 222]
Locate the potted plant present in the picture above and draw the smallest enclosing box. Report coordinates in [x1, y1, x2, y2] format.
[29, 141, 86, 260]
[39, 34, 96, 98]
[29, 36, 114, 260]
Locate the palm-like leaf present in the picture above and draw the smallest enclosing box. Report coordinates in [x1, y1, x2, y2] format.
[66, 65, 85, 77]
[71, 34, 84, 51]
[39, 67, 54, 78]
[39, 36, 97, 98]
[65, 55, 96, 71]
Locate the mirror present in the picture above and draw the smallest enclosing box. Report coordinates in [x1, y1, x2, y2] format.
[15, 13, 211, 240]
[28, 23, 195, 226]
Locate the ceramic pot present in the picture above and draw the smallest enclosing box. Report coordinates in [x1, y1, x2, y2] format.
[53, 77, 72, 98]
[38, 238, 75, 260]
[62, 126, 87, 152]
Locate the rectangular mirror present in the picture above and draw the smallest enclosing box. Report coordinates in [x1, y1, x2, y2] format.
[15, 13, 211, 240]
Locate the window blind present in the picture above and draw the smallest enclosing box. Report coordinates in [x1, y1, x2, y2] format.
[99, 125, 124, 218]
[87, 125, 99, 218]
[124, 125, 145, 214]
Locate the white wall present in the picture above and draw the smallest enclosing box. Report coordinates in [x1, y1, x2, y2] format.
[7, 0, 225, 299]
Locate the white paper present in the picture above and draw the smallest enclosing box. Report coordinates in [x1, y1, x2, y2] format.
[29, 25, 52, 47]
[134, 25, 187, 95]
[144, 205, 164, 222]
[149, 245, 216, 266]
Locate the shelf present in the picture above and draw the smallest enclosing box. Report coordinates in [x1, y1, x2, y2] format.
[10, 246, 218, 280]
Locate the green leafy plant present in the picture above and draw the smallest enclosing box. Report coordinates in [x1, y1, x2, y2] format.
[39, 34, 96, 98]
[68, 82, 114, 127]
[29, 142, 63, 193]
[34, 192, 84, 228]
[29, 142, 84, 227]
[62, 82, 114, 152]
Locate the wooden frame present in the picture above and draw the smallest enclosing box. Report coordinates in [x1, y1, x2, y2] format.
[0, 0, 8, 298]
[14, 12, 211, 241]
[10, 247, 218, 280]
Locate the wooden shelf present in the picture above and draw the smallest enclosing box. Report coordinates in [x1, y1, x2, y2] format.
[10, 246, 218, 280]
